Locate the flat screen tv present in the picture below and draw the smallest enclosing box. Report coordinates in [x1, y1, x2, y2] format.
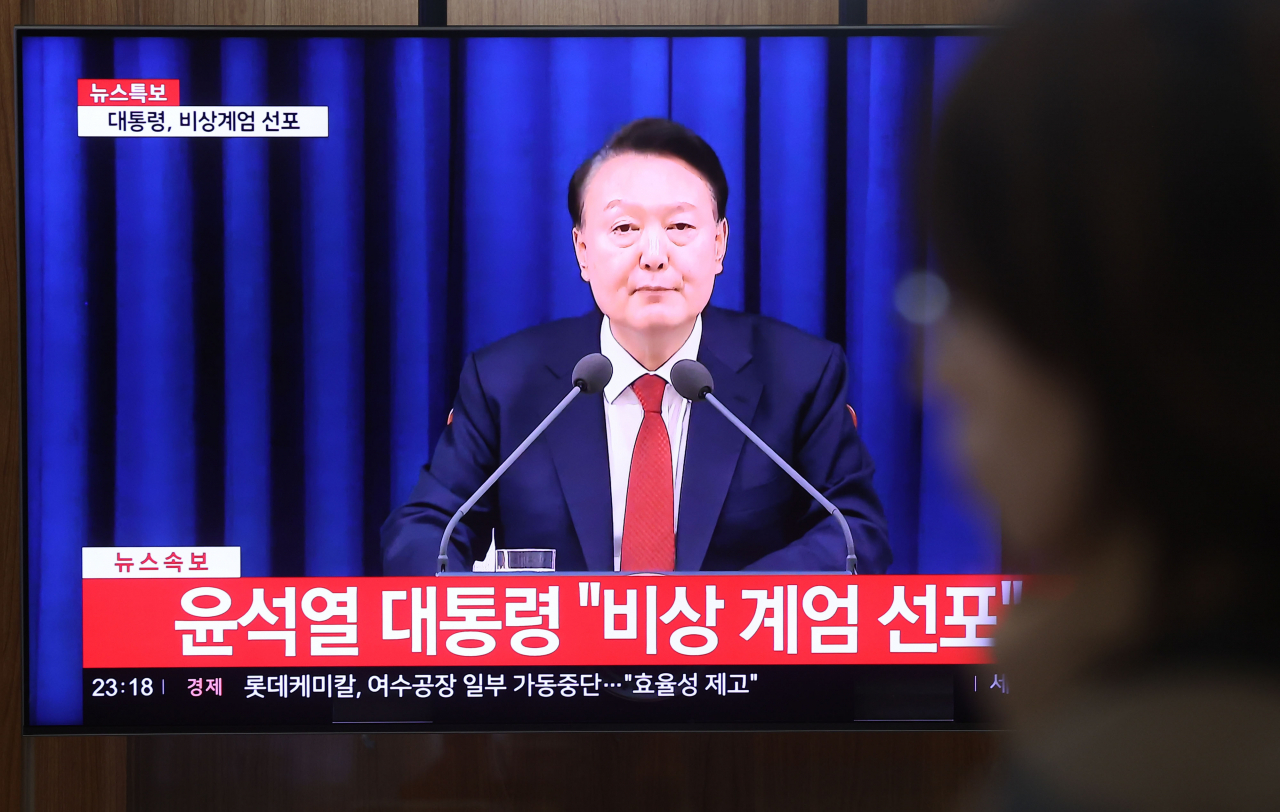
[18, 24, 1011, 733]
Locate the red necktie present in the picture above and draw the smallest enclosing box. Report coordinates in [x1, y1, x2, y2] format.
[619, 374, 676, 572]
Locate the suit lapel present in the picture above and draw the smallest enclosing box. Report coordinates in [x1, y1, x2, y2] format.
[543, 312, 615, 571]
[676, 308, 761, 571]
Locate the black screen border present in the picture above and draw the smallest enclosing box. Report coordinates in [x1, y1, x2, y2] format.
[15, 22, 1001, 736]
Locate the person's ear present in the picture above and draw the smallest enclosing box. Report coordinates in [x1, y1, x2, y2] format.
[573, 226, 589, 282]
[714, 218, 729, 275]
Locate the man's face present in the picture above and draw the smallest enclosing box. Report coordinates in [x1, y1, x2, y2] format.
[574, 152, 728, 334]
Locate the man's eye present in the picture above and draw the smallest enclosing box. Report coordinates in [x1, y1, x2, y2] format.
[669, 223, 694, 231]
[613, 223, 638, 233]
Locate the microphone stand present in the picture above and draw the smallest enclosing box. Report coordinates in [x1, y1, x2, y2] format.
[702, 392, 859, 575]
[437, 386, 585, 573]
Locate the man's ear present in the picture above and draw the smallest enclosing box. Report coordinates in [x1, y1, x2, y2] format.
[714, 218, 729, 275]
[573, 227, 589, 281]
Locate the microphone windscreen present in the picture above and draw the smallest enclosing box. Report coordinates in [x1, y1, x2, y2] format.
[572, 353, 614, 394]
[671, 359, 714, 401]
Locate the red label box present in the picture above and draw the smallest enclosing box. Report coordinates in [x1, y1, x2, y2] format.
[77, 79, 180, 106]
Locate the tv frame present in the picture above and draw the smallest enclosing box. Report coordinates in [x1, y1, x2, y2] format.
[16, 23, 1000, 736]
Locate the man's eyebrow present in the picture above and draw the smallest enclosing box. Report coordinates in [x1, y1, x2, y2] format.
[602, 200, 699, 211]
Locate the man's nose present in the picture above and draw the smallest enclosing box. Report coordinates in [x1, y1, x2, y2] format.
[639, 229, 668, 271]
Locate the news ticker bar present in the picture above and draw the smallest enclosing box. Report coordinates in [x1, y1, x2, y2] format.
[82, 665, 1010, 728]
[84, 575, 1024, 669]
[77, 106, 328, 137]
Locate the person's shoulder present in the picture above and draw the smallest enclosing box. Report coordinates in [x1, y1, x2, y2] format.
[472, 311, 601, 369]
[705, 306, 841, 368]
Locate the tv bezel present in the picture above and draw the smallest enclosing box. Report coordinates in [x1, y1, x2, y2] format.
[16, 22, 1000, 736]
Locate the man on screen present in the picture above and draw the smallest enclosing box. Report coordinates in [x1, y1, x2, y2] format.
[383, 118, 891, 574]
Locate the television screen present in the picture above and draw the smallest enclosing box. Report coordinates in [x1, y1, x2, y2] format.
[19, 25, 1010, 732]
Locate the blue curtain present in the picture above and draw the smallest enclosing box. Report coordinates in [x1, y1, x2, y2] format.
[222, 37, 272, 578]
[21, 32, 994, 724]
[24, 35, 92, 727]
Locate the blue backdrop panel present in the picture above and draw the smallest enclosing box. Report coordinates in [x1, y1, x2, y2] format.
[463, 38, 672, 354]
[21, 34, 44, 710]
[20, 33, 997, 724]
[300, 38, 365, 576]
[222, 37, 272, 576]
[462, 38, 554, 353]
[388, 38, 452, 506]
[847, 36, 933, 574]
[759, 37, 828, 336]
[844, 36, 872, 416]
[24, 35, 91, 726]
[915, 34, 1001, 573]
[547, 37, 669, 320]
[113, 38, 197, 548]
[670, 37, 747, 312]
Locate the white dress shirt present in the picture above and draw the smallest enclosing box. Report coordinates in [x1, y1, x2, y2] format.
[600, 315, 702, 571]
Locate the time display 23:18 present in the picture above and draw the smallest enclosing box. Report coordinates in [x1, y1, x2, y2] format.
[90, 677, 164, 697]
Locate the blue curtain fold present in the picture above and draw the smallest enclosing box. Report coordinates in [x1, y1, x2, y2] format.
[462, 38, 552, 353]
[847, 36, 934, 574]
[299, 39, 366, 577]
[462, 37, 671, 354]
[24, 34, 90, 726]
[388, 38, 452, 510]
[113, 37, 197, 548]
[671, 37, 747, 312]
[758, 37, 828, 336]
[915, 35, 1002, 574]
[20, 33, 993, 724]
[222, 37, 272, 577]
[545, 37, 669, 321]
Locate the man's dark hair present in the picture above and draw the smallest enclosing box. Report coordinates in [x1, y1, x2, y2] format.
[567, 118, 729, 229]
[931, 0, 1280, 652]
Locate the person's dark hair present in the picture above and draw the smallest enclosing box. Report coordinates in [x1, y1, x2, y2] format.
[932, 0, 1280, 653]
[567, 118, 729, 229]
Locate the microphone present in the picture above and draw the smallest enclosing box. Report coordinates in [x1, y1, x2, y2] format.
[671, 359, 860, 574]
[437, 353, 614, 574]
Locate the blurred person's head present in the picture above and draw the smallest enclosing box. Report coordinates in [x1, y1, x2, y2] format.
[569, 118, 729, 369]
[931, 0, 1280, 700]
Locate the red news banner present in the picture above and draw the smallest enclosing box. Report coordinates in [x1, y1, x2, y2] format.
[84, 575, 1021, 669]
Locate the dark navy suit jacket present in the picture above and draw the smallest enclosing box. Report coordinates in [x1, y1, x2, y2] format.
[382, 306, 892, 574]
